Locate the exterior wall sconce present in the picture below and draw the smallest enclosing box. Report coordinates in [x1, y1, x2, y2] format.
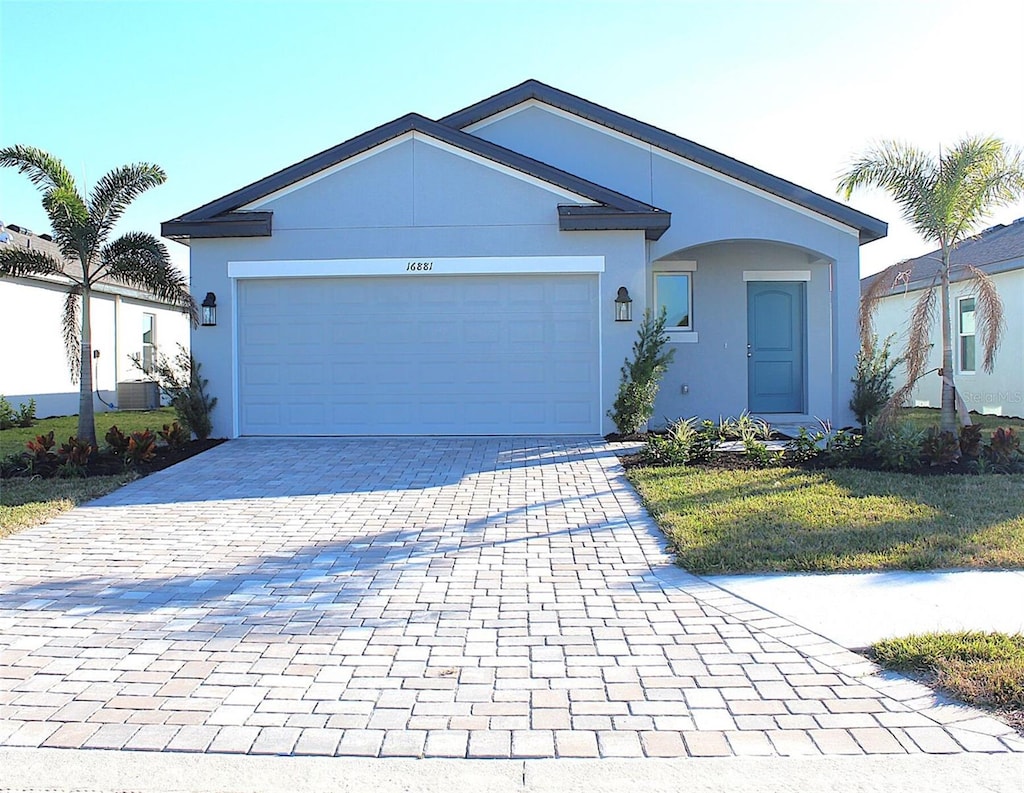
[201, 292, 217, 326]
[614, 286, 633, 321]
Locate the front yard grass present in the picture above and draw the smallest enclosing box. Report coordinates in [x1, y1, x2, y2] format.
[0, 407, 176, 458]
[871, 632, 1024, 733]
[0, 474, 135, 538]
[628, 465, 1024, 573]
[901, 407, 1024, 434]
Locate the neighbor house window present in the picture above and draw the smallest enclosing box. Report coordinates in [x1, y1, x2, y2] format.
[958, 297, 975, 374]
[142, 313, 156, 373]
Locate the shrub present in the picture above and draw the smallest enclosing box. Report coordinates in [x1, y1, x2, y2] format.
[125, 430, 158, 466]
[25, 430, 56, 462]
[0, 395, 35, 430]
[743, 437, 784, 468]
[608, 309, 675, 436]
[985, 427, 1021, 470]
[133, 345, 217, 440]
[787, 426, 825, 463]
[850, 334, 902, 429]
[869, 423, 923, 472]
[57, 436, 94, 467]
[640, 418, 703, 466]
[104, 425, 130, 457]
[920, 427, 959, 467]
[959, 424, 983, 459]
[158, 421, 190, 449]
[823, 428, 864, 468]
[688, 420, 720, 463]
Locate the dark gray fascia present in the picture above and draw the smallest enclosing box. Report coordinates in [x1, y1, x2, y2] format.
[161, 112, 670, 239]
[441, 80, 888, 245]
[161, 212, 272, 241]
[558, 205, 670, 240]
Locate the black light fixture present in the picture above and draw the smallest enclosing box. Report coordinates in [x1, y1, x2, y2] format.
[201, 292, 217, 326]
[614, 286, 633, 322]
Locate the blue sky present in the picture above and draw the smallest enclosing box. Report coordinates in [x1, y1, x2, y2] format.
[2, 0, 1022, 276]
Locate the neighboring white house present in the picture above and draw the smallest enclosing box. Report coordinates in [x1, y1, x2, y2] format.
[863, 217, 1024, 419]
[0, 223, 192, 418]
[163, 80, 886, 438]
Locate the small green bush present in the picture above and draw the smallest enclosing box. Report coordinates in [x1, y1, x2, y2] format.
[743, 437, 784, 468]
[823, 428, 864, 467]
[0, 396, 35, 430]
[869, 423, 924, 472]
[850, 334, 902, 429]
[609, 309, 675, 436]
[133, 346, 217, 440]
[787, 426, 825, 463]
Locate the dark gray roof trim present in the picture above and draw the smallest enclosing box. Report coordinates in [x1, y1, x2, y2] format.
[162, 113, 669, 239]
[558, 205, 670, 240]
[860, 217, 1024, 296]
[161, 212, 272, 241]
[441, 80, 888, 245]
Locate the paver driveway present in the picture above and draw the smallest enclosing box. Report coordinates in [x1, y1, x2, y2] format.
[1, 438, 1020, 758]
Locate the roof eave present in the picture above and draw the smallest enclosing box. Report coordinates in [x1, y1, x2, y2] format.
[557, 205, 671, 241]
[161, 212, 273, 241]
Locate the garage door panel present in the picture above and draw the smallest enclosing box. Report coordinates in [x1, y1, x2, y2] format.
[238, 274, 600, 435]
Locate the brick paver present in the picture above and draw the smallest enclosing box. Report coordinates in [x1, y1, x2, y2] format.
[0, 438, 1019, 758]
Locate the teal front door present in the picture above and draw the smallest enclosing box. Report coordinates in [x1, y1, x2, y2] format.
[747, 281, 806, 413]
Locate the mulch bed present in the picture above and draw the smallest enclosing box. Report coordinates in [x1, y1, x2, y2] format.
[2, 438, 226, 480]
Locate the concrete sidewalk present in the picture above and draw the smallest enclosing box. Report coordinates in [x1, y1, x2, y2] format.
[0, 748, 1022, 793]
[706, 570, 1024, 648]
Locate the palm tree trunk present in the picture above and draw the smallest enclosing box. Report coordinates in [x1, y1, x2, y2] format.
[939, 247, 957, 434]
[77, 286, 97, 446]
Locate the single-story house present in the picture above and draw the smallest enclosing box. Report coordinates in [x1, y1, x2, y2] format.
[862, 217, 1024, 419]
[163, 80, 886, 438]
[0, 223, 192, 418]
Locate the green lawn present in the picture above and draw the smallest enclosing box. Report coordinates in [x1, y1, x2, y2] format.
[871, 632, 1024, 732]
[0, 474, 135, 538]
[628, 465, 1024, 573]
[0, 407, 175, 458]
[901, 407, 1024, 434]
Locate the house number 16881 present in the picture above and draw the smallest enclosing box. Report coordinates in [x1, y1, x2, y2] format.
[406, 261, 433, 271]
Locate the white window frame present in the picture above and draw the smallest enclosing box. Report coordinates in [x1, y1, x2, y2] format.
[958, 296, 976, 374]
[652, 260, 697, 343]
[142, 312, 157, 373]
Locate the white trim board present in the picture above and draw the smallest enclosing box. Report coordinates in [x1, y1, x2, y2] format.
[743, 270, 811, 282]
[228, 256, 606, 279]
[466, 100, 859, 239]
[239, 131, 599, 210]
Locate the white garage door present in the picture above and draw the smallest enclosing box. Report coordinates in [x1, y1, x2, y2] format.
[237, 274, 601, 435]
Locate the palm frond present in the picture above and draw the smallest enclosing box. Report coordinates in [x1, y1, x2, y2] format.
[0, 247, 69, 280]
[62, 287, 82, 384]
[838, 140, 941, 241]
[902, 284, 939, 391]
[0, 144, 79, 194]
[942, 137, 1024, 242]
[101, 232, 199, 325]
[41, 185, 92, 256]
[965, 264, 1005, 373]
[88, 164, 167, 246]
[859, 260, 911, 350]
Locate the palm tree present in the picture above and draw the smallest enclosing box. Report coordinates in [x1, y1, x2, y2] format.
[839, 136, 1024, 434]
[0, 145, 197, 445]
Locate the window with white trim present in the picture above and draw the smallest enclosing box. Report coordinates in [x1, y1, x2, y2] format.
[958, 297, 975, 374]
[142, 313, 156, 373]
[653, 260, 696, 334]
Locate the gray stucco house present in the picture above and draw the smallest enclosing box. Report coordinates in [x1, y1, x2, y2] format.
[163, 80, 886, 437]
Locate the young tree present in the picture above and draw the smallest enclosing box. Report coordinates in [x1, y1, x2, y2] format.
[839, 136, 1024, 434]
[0, 145, 197, 445]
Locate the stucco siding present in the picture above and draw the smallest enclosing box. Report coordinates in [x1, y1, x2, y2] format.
[1, 279, 191, 418]
[872, 268, 1024, 418]
[649, 242, 843, 425]
[189, 139, 650, 437]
